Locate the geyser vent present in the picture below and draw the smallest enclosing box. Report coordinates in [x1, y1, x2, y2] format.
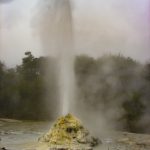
[39, 114, 100, 150]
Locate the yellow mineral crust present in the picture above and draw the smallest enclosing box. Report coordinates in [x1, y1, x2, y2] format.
[39, 114, 90, 146]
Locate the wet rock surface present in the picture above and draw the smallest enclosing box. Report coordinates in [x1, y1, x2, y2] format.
[1, 118, 150, 150]
[101, 132, 150, 150]
[0, 148, 7, 150]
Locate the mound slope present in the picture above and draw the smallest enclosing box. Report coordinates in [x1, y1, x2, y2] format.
[39, 114, 100, 149]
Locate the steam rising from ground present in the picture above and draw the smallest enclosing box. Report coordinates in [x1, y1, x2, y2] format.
[34, 0, 76, 115]
[32, 0, 150, 136]
[0, 0, 149, 136]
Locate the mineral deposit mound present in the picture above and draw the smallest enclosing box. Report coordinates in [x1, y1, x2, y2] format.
[39, 114, 100, 150]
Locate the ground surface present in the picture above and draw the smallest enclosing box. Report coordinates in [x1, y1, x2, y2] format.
[0, 119, 150, 150]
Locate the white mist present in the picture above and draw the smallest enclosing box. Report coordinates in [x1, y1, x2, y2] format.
[35, 0, 75, 115]
[57, 0, 75, 115]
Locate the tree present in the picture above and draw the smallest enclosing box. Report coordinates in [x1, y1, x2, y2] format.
[122, 92, 145, 132]
[16, 52, 59, 120]
[0, 62, 18, 118]
[144, 63, 150, 81]
[16, 52, 46, 120]
[0, 61, 6, 117]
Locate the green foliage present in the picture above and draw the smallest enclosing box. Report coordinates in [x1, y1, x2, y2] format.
[0, 63, 18, 118]
[0, 52, 150, 133]
[16, 52, 56, 120]
[0, 52, 57, 120]
[122, 92, 145, 132]
[144, 63, 150, 81]
[75, 54, 147, 133]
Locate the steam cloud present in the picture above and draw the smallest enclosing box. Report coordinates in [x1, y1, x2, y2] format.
[0, 0, 14, 4]
[0, 0, 150, 66]
[32, 0, 150, 135]
[34, 0, 76, 116]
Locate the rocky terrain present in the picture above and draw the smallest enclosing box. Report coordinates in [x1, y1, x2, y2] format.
[0, 118, 150, 150]
[38, 114, 100, 150]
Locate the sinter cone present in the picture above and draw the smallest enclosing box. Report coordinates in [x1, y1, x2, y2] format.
[39, 114, 100, 149]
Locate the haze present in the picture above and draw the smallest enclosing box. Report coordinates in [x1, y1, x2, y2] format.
[0, 0, 149, 67]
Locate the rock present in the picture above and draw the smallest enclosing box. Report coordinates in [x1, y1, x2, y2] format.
[42, 144, 92, 150]
[39, 114, 101, 150]
[90, 137, 102, 147]
[117, 137, 135, 145]
[0, 147, 7, 150]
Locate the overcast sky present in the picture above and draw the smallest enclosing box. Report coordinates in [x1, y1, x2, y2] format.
[0, 0, 150, 67]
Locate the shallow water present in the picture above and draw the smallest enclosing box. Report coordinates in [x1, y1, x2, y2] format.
[0, 119, 50, 150]
[0, 119, 150, 150]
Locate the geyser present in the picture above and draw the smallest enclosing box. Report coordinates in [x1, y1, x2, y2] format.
[35, 1, 101, 149]
[52, 0, 75, 115]
[36, 0, 75, 115]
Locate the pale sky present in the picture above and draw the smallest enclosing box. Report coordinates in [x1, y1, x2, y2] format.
[0, 0, 150, 67]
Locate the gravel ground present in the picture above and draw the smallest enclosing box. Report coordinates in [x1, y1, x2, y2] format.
[0, 119, 150, 150]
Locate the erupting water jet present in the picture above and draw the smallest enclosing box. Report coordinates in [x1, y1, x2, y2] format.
[36, 0, 76, 116]
[35, 1, 101, 148]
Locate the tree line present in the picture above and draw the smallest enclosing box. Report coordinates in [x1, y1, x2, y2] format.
[0, 51, 150, 133]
